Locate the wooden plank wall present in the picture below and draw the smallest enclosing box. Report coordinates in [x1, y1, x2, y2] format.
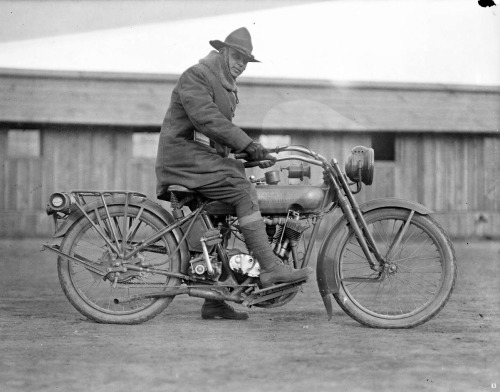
[0, 126, 498, 238]
[0, 125, 161, 236]
[396, 133, 500, 238]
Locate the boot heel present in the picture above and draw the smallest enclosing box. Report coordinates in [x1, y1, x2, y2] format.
[201, 315, 216, 319]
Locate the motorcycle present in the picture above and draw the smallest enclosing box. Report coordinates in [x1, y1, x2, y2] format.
[42, 145, 457, 328]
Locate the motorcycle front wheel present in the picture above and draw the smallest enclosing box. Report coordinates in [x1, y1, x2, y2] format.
[58, 205, 180, 324]
[332, 208, 457, 329]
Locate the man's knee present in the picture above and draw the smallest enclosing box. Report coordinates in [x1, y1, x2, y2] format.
[239, 210, 262, 225]
[233, 185, 259, 218]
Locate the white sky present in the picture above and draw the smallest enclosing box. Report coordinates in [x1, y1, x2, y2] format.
[0, 0, 498, 86]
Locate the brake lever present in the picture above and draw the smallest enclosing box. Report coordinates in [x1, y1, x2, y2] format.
[272, 145, 288, 154]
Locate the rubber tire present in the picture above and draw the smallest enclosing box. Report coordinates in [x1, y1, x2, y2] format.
[58, 205, 180, 324]
[332, 208, 457, 329]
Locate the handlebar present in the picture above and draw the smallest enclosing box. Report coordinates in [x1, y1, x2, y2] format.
[235, 145, 327, 168]
[242, 160, 271, 168]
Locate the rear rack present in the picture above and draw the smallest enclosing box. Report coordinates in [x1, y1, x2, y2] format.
[67, 190, 147, 205]
[59, 190, 148, 256]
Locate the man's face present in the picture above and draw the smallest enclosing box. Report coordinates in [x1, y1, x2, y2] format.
[226, 48, 249, 79]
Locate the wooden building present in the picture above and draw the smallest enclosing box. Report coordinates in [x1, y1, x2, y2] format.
[0, 68, 499, 238]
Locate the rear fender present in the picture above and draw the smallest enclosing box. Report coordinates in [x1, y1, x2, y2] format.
[316, 197, 433, 319]
[52, 195, 189, 267]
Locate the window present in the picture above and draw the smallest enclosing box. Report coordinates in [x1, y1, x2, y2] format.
[7, 129, 41, 157]
[372, 132, 395, 161]
[132, 132, 160, 158]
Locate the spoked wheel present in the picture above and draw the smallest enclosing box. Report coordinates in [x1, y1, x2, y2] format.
[333, 208, 457, 328]
[58, 205, 180, 324]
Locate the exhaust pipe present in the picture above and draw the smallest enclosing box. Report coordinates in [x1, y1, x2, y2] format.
[114, 287, 231, 305]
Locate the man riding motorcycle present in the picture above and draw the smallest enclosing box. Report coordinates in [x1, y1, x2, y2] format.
[155, 27, 312, 320]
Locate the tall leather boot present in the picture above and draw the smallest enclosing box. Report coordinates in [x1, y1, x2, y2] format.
[239, 218, 312, 288]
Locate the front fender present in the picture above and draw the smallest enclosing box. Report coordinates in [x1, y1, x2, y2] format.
[52, 194, 189, 268]
[316, 197, 432, 319]
[359, 197, 433, 215]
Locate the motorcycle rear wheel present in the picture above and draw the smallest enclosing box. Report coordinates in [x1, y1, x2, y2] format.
[58, 205, 180, 324]
[333, 208, 457, 329]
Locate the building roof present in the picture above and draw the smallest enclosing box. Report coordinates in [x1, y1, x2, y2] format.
[1, 68, 498, 132]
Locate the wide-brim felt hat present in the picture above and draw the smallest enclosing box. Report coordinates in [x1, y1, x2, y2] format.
[210, 27, 260, 63]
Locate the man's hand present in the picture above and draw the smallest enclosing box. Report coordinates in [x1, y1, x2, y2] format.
[258, 154, 277, 168]
[244, 142, 269, 161]
[244, 142, 277, 162]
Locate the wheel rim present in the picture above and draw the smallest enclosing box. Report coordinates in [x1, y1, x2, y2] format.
[339, 215, 445, 319]
[67, 210, 173, 315]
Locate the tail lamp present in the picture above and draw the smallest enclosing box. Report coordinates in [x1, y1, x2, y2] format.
[46, 192, 74, 215]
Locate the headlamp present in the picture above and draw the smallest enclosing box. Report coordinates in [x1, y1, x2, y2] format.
[345, 146, 375, 186]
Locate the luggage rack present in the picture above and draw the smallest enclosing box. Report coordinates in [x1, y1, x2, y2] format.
[46, 190, 150, 256]
[67, 190, 148, 206]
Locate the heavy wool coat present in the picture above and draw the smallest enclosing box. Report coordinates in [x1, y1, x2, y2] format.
[155, 51, 253, 198]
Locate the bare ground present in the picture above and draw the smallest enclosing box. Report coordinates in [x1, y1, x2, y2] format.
[0, 238, 498, 392]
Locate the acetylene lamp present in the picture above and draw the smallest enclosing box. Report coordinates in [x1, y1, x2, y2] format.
[345, 146, 375, 185]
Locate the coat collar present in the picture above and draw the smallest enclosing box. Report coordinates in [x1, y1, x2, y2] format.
[199, 50, 238, 94]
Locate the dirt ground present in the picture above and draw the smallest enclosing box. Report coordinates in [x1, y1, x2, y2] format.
[0, 238, 498, 392]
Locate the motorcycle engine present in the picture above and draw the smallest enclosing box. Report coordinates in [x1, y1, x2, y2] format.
[188, 258, 222, 281]
[228, 251, 261, 277]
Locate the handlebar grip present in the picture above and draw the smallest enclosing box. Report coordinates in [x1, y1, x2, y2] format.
[243, 161, 262, 168]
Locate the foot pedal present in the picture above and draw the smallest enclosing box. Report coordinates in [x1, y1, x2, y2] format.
[242, 278, 308, 307]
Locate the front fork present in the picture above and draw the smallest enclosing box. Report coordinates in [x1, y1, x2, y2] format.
[328, 160, 384, 272]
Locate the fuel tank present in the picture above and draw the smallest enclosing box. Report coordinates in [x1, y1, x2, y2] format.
[205, 185, 327, 215]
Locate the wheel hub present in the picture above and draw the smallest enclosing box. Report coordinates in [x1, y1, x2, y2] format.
[385, 262, 398, 275]
[100, 250, 141, 283]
